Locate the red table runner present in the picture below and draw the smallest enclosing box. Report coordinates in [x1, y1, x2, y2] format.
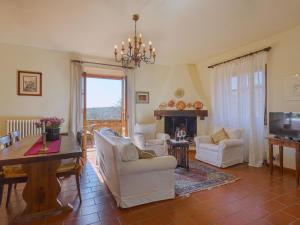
[24, 137, 61, 156]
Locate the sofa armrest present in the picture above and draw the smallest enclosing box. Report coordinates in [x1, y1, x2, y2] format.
[133, 133, 145, 149]
[194, 135, 212, 145]
[118, 156, 177, 176]
[156, 133, 170, 141]
[219, 139, 243, 148]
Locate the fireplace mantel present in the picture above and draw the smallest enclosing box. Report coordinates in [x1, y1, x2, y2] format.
[154, 110, 208, 120]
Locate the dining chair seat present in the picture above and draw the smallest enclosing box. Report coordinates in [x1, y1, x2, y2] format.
[2, 165, 26, 178]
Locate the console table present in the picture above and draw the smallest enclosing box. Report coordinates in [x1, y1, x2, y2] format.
[267, 137, 300, 185]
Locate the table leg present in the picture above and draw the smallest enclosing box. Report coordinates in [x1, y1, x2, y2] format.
[279, 146, 284, 175]
[296, 145, 300, 185]
[15, 159, 72, 223]
[269, 143, 273, 175]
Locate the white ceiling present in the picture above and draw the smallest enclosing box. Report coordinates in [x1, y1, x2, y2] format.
[0, 0, 300, 64]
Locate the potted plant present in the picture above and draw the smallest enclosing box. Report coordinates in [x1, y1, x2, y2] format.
[36, 117, 64, 141]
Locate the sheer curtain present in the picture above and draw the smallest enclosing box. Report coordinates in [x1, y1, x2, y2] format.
[124, 68, 136, 138]
[211, 52, 267, 167]
[70, 62, 84, 136]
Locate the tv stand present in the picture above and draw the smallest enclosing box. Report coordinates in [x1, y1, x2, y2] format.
[267, 137, 300, 185]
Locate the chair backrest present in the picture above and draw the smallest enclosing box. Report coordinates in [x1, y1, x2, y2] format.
[0, 135, 11, 150]
[10, 130, 21, 144]
[134, 123, 156, 139]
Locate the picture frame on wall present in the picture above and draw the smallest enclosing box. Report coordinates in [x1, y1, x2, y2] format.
[284, 74, 300, 101]
[17, 71, 42, 96]
[136, 91, 149, 104]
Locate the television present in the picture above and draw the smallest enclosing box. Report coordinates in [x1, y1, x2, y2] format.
[269, 112, 300, 140]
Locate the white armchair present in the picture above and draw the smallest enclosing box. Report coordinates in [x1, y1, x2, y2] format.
[194, 128, 244, 168]
[133, 123, 170, 156]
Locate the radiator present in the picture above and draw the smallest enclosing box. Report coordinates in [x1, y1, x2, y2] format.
[6, 119, 42, 139]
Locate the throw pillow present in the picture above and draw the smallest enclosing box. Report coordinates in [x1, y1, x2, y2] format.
[211, 128, 229, 144]
[117, 142, 139, 162]
[137, 149, 157, 159]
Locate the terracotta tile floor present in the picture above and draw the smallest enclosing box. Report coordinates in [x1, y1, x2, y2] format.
[1, 151, 300, 225]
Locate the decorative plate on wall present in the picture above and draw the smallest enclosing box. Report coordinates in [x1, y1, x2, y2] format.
[159, 102, 167, 109]
[193, 101, 203, 110]
[176, 101, 186, 110]
[174, 88, 185, 98]
[168, 100, 175, 108]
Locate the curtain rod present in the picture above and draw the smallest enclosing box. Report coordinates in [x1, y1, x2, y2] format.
[71, 60, 134, 69]
[208, 47, 271, 69]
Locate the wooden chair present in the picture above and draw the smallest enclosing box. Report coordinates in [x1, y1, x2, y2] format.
[0, 135, 27, 207]
[10, 130, 20, 144]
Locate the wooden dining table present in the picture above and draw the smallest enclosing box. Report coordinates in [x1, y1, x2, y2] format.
[0, 135, 82, 224]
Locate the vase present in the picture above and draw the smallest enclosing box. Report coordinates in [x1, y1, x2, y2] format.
[46, 127, 60, 141]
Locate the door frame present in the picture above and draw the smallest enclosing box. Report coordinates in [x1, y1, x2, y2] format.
[82, 73, 128, 154]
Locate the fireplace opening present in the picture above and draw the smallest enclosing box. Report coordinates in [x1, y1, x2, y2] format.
[164, 116, 197, 142]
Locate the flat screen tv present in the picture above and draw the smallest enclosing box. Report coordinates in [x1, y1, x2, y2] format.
[269, 112, 300, 140]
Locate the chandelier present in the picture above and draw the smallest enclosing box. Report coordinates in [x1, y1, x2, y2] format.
[114, 14, 156, 68]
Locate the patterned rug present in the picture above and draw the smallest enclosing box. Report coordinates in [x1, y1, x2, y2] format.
[175, 161, 240, 196]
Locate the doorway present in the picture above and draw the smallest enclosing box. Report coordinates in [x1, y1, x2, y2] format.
[83, 74, 127, 151]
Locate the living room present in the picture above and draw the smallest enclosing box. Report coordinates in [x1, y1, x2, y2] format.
[0, 1, 300, 225]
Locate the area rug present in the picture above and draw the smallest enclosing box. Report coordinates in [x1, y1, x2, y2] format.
[175, 161, 239, 196]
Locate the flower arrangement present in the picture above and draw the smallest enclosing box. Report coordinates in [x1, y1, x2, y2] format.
[35, 117, 64, 129]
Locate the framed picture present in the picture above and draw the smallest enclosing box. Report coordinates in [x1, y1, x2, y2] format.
[17, 71, 42, 96]
[136, 91, 149, 104]
[284, 74, 300, 101]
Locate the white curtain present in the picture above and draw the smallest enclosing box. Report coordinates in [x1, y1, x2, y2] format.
[70, 62, 84, 136]
[124, 68, 136, 138]
[211, 52, 267, 167]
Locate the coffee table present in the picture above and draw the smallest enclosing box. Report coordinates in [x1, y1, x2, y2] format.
[168, 139, 189, 170]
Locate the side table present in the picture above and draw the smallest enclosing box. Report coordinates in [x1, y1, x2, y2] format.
[168, 139, 190, 170]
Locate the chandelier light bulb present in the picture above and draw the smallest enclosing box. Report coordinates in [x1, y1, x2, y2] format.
[114, 45, 118, 49]
[122, 41, 124, 45]
[139, 33, 142, 38]
[153, 48, 155, 52]
[149, 41, 152, 46]
[128, 38, 131, 43]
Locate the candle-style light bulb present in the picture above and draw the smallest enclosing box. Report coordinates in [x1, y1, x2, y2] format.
[114, 45, 118, 49]
[149, 41, 152, 46]
[139, 33, 142, 38]
[128, 38, 131, 43]
[122, 41, 124, 46]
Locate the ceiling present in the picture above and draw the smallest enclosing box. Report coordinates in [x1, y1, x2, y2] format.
[0, 0, 300, 64]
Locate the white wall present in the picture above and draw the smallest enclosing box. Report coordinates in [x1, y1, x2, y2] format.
[135, 64, 208, 135]
[196, 25, 300, 169]
[0, 43, 71, 134]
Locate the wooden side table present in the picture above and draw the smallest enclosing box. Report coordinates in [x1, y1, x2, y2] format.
[168, 140, 189, 170]
[267, 137, 300, 185]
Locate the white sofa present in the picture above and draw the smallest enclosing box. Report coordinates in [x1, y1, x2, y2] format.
[94, 128, 177, 208]
[194, 128, 244, 168]
[133, 123, 170, 156]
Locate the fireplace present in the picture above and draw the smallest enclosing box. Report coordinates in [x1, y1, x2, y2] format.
[165, 116, 197, 139]
[154, 109, 208, 143]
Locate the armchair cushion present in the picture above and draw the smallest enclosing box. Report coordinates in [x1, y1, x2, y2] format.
[117, 142, 139, 162]
[137, 149, 157, 159]
[225, 128, 243, 139]
[219, 139, 243, 148]
[194, 135, 213, 144]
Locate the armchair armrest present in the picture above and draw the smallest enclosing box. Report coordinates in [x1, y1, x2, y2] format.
[194, 135, 213, 145]
[219, 139, 243, 148]
[156, 133, 170, 141]
[118, 156, 177, 175]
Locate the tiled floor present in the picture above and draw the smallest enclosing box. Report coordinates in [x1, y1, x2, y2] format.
[1, 151, 300, 225]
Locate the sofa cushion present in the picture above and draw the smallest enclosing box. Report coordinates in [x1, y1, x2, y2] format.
[211, 128, 229, 144]
[199, 143, 220, 152]
[116, 142, 139, 162]
[138, 149, 157, 159]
